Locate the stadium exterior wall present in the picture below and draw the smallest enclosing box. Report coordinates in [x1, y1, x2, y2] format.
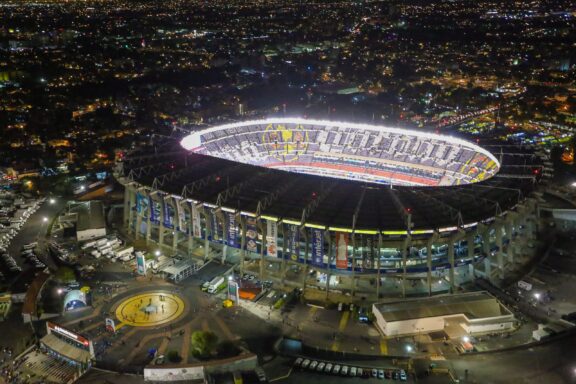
[120, 182, 539, 298]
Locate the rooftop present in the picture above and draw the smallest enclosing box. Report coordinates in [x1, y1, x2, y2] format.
[373, 291, 512, 322]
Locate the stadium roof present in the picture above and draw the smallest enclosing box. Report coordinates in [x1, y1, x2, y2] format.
[118, 125, 543, 232]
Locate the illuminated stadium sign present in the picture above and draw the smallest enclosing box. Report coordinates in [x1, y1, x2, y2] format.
[180, 118, 500, 187]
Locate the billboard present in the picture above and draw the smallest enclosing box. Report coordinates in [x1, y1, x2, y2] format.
[311, 228, 324, 267]
[245, 217, 258, 253]
[266, 220, 278, 258]
[228, 280, 239, 303]
[335, 232, 348, 269]
[285, 224, 300, 262]
[191, 203, 202, 238]
[136, 253, 147, 275]
[226, 212, 239, 248]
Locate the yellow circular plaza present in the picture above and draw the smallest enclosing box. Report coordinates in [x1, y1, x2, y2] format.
[115, 292, 185, 327]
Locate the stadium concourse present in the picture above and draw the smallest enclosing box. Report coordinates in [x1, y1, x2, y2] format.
[115, 118, 546, 300]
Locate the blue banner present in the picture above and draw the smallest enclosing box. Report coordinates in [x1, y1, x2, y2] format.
[163, 200, 174, 229]
[285, 224, 300, 262]
[226, 212, 239, 248]
[149, 196, 158, 223]
[311, 229, 324, 267]
[245, 217, 258, 253]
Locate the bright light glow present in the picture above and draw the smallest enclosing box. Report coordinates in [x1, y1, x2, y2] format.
[534, 292, 541, 300]
[571, 182, 576, 188]
[80, 185, 85, 191]
[154, 250, 161, 256]
[57, 288, 63, 295]
[180, 118, 500, 187]
[462, 336, 470, 343]
[42, 217, 48, 222]
[228, 275, 233, 281]
[405, 345, 413, 353]
[49, 198, 56, 204]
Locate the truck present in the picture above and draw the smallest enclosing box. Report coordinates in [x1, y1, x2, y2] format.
[81, 240, 97, 249]
[207, 276, 225, 294]
[22, 242, 38, 250]
[115, 246, 134, 259]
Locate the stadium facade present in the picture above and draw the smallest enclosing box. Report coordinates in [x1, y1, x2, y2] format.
[116, 119, 544, 299]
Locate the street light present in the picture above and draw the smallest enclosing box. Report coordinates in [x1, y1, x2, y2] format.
[405, 345, 413, 353]
[534, 292, 541, 301]
[49, 198, 56, 204]
[154, 250, 161, 257]
[462, 336, 470, 343]
[42, 217, 48, 223]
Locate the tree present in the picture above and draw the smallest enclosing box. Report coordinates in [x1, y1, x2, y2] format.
[54, 266, 76, 283]
[167, 350, 182, 363]
[190, 331, 218, 358]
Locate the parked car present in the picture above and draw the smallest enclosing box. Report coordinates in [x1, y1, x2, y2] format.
[309, 360, 318, 370]
[340, 366, 349, 376]
[317, 362, 325, 372]
[324, 363, 333, 373]
[294, 357, 303, 367]
[301, 359, 310, 369]
[400, 369, 407, 381]
[332, 364, 341, 375]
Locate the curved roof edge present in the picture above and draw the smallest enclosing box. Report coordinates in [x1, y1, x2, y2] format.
[180, 118, 501, 170]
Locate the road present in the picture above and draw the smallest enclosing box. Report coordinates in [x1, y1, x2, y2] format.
[442, 330, 576, 384]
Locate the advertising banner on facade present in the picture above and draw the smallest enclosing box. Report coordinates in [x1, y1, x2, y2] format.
[136, 253, 147, 275]
[266, 220, 278, 258]
[150, 197, 160, 223]
[176, 200, 185, 233]
[226, 212, 239, 248]
[191, 203, 202, 238]
[335, 232, 349, 269]
[163, 199, 174, 229]
[245, 217, 258, 253]
[209, 209, 222, 243]
[136, 192, 144, 214]
[311, 228, 324, 267]
[285, 224, 300, 261]
[363, 235, 374, 270]
[149, 196, 156, 222]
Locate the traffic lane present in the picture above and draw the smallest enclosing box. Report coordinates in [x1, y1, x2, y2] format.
[7, 199, 65, 269]
[446, 332, 576, 384]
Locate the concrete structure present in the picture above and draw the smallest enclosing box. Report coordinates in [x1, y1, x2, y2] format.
[115, 119, 545, 299]
[70, 201, 107, 241]
[372, 291, 515, 337]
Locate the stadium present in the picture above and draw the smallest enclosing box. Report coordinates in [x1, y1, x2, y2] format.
[116, 118, 544, 299]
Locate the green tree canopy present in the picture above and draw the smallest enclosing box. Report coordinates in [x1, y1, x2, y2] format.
[190, 331, 218, 358]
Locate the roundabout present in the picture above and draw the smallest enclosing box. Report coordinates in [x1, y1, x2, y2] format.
[114, 291, 186, 327]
